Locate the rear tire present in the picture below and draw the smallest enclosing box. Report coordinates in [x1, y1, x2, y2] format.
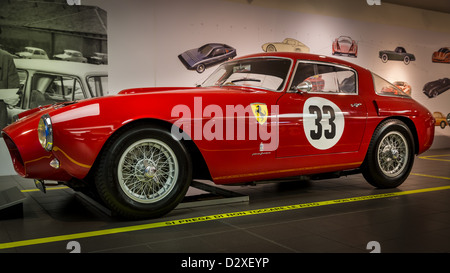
[94, 125, 192, 219]
[196, 64, 205, 73]
[362, 119, 414, 188]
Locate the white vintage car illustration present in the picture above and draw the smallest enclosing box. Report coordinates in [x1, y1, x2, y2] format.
[262, 38, 310, 53]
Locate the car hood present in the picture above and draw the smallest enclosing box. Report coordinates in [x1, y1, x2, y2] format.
[16, 52, 32, 57]
[12, 86, 276, 122]
[53, 53, 66, 57]
[433, 51, 449, 60]
[179, 48, 204, 65]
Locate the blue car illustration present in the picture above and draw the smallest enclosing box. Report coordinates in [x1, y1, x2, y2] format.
[178, 43, 236, 73]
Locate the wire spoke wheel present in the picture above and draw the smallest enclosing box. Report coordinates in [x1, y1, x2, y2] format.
[377, 131, 409, 178]
[118, 139, 179, 204]
[362, 119, 414, 189]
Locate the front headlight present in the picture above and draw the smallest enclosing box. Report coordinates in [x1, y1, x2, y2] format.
[38, 114, 53, 151]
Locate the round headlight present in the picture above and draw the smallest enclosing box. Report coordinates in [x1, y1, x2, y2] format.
[38, 114, 53, 151]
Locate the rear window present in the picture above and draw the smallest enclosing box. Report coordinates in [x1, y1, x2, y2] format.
[372, 73, 409, 98]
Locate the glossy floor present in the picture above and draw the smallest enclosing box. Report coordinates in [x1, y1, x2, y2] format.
[0, 149, 449, 253]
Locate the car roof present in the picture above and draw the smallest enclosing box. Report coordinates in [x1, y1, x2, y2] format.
[23, 47, 45, 51]
[14, 59, 107, 77]
[232, 52, 365, 71]
[63, 49, 82, 53]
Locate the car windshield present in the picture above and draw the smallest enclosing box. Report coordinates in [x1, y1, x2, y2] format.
[199, 44, 214, 56]
[201, 57, 292, 92]
[339, 37, 352, 44]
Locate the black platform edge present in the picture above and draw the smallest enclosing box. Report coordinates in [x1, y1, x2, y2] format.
[74, 180, 249, 218]
[0, 187, 26, 219]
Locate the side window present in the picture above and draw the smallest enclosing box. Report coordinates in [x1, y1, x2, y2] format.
[291, 62, 357, 94]
[335, 67, 356, 93]
[211, 48, 225, 57]
[29, 74, 85, 109]
[372, 73, 409, 97]
[87, 76, 108, 97]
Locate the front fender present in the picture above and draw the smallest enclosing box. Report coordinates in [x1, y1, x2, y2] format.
[49, 95, 180, 180]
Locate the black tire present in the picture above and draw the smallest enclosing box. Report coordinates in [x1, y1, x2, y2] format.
[266, 44, 277, 52]
[362, 119, 415, 188]
[196, 64, 205, 73]
[403, 55, 410, 65]
[381, 53, 388, 63]
[94, 125, 192, 219]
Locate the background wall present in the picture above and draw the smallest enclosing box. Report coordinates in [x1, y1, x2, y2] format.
[1, 0, 449, 175]
[92, 0, 450, 148]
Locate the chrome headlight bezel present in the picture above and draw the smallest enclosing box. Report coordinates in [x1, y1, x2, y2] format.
[38, 114, 53, 151]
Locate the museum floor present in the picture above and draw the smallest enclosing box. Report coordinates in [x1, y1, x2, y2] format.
[0, 148, 449, 254]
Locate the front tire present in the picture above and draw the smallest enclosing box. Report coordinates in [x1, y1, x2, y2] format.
[266, 44, 277, 52]
[94, 125, 192, 219]
[403, 55, 411, 65]
[362, 119, 414, 188]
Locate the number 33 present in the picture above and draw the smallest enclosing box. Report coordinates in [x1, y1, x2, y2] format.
[308, 105, 336, 140]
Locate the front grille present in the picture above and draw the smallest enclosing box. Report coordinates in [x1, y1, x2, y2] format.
[2, 132, 25, 174]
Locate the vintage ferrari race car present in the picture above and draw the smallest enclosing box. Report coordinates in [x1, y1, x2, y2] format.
[1, 52, 435, 219]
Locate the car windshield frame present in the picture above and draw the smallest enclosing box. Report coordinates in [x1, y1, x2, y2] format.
[201, 57, 293, 92]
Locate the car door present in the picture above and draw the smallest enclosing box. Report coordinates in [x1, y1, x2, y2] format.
[276, 60, 367, 158]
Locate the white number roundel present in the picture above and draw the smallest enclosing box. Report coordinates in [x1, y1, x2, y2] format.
[303, 97, 345, 150]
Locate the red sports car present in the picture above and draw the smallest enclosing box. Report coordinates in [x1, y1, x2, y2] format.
[1, 52, 434, 219]
[332, 36, 358, 57]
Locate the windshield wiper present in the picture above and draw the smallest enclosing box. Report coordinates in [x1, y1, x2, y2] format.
[231, 78, 261, 83]
[221, 78, 262, 87]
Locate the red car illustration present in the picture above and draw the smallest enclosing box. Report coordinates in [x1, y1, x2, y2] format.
[432, 47, 450, 63]
[1, 52, 434, 219]
[332, 36, 358, 57]
[393, 81, 412, 96]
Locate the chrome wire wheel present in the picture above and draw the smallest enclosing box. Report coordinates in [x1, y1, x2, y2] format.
[377, 131, 409, 178]
[118, 139, 179, 204]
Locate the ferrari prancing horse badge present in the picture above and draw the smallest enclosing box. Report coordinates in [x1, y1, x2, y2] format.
[251, 103, 268, 125]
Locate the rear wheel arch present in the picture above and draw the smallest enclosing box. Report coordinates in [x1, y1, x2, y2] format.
[388, 116, 419, 155]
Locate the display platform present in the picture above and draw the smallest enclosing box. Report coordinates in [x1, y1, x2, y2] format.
[74, 180, 249, 217]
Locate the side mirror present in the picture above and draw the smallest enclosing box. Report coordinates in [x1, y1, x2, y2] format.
[296, 81, 312, 93]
